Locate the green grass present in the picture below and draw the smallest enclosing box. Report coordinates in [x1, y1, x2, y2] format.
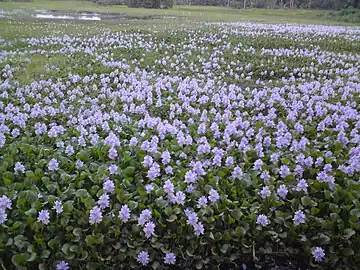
[0, 0, 356, 25]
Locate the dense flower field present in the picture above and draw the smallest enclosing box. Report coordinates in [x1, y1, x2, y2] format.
[0, 21, 360, 269]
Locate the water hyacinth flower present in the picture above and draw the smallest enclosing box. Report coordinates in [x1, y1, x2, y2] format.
[97, 194, 110, 209]
[52, 200, 63, 214]
[163, 180, 174, 194]
[0, 209, 8, 224]
[193, 222, 204, 236]
[37, 209, 50, 225]
[142, 155, 153, 167]
[138, 209, 152, 225]
[174, 191, 186, 205]
[108, 164, 118, 175]
[145, 184, 154, 194]
[75, 160, 84, 169]
[276, 184, 288, 199]
[296, 179, 308, 192]
[118, 205, 131, 222]
[293, 210, 305, 225]
[197, 196, 208, 208]
[208, 188, 219, 203]
[89, 206, 103, 225]
[137, 251, 150, 266]
[161, 151, 171, 164]
[56, 261, 69, 270]
[256, 214, 269, 226]
[48, 158, 59, 171]
[143, 221, 155, 238]
[259, 186, 271, 199]
[103, 179, 115, 194]
[312, 247, 325, 262]
[165, 166, 173, 175]
[147, 163, 160, 180]
[164, 252, 176, 265]
[185, 209, 198, 226]
[14, 162, 25, 174]
[0, 195, 12, 210]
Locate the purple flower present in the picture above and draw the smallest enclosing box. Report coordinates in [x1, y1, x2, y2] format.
[75, 160, 84, 169]
[129, 137, 138, 146]
[118, 205, 131, 222]
[138, 209, 152, 225]
[259, 186, 271, 199]
[185, 170, 197, 183]
[142, 155, 153, 167]
[56, 261, 69, 270]
[232, 166, 243, 179]
[193, 222, 204, 236]
[256, 214, 269, 226]
[137, 251, 150, 266]
[277, 184, 288, 199]
[225, 156, 234, 167]
[186, 209, 198, 226]
[37, 209, 50, 225]
[279, 165, 291, 178]
[65, 145, 74, 156]
[296, 179, 308, 192]
[108, 147, 118, 160]
[52, 200, 63, 214]
[0, 209, 8, 224]
[103, 179, 115, 194]
[0, 195, 12, 210]
[174, 191, 186, 205]
[48, 158, 59, 171]
[293, 210, 305, 225]
[197, 196, 208, 208]
[164, 252, 176, 265]
[108, 164, 118, 175]
[312, 247, 325, 262]
[254, 159, 263, 170]
[14, 162, 25, 174]
[208, 188, 219, 203]
[143, 221, 155, 238]
[165, 166, 173, 175]
[163, 180, 174, 194]
[145, 184, 154, 194]
[97, 194, 110, 209]
[89, 206, 103, 225]
[147, 162, 160, 180]
[161, 151, 171, 164]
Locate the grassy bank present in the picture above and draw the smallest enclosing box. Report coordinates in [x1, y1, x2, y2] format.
[0, 1, 357, 24]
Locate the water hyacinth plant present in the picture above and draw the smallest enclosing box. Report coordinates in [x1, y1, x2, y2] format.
[0, 17, 360, 270]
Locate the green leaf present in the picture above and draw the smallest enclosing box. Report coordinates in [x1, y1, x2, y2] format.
[235, 226, 246, 237]
[40, 250, 51, 259]
[166, 214, 177, 222]
[76, 150, 90, 162]
[231, 208, 243, 220]
[73, 228, 82, 237]
[75, 189, 89, 198]
[195, 260, 203, 269]
[124, 166, 135, 176]
[342, 248, 354, 256]
[12, 254, 27, 266]
[63, 201, 74, 213]
[344, 228, 355, 239]
[62, 243, 70, 254]
[301, 196, 311, 206]
[85, 235, 97, 247]
[127, 200, 138, 210]
[27, 253, 37, 262]
[310, 207, 320, 215]
[220, 244, 230, 254]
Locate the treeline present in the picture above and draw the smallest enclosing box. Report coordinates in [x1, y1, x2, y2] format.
[175, 0, 360, 9]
